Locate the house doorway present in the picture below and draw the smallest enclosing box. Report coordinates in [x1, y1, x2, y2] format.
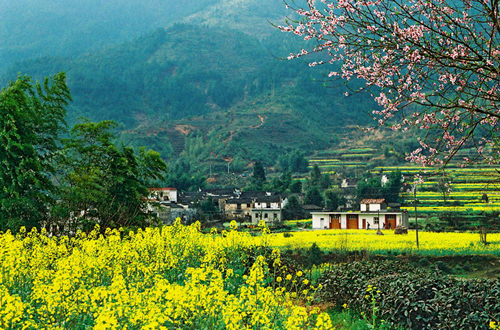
[330, 215, 341, 229]
[347, 214, 358, 229]
[385, 214, 397, 229]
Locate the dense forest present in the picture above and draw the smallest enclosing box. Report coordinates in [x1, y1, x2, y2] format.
[1, 0, 382, 186]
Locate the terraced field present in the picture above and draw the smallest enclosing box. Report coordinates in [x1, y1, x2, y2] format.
[307, 147, 500, 230]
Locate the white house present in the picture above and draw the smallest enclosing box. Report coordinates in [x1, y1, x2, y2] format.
[312, 199, 408, 230]
[251, 208, 283, 224]
[359, 198, 388, 212]
[148, 188, 178, 203]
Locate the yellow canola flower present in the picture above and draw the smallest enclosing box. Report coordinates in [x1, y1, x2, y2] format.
[0, 222, 333, 329]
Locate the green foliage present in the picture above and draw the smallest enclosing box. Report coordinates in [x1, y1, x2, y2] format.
[304, 186, 324, 207]
[319, 260, 500, 330]
[2, 22, 379, 174]
[356, 170, 402, 203]
[307, 243, 323, 268]
[278, 150, 308, 173]
[164, 159, 207, 191]
[380, 170, 402, 203]
[54, 119, 167, 230]
[195, 197, 220, 221]
[0, 73, 70, 231]
[309, 164, 323, 188]
[252, 161, 266, 185]
[0, 0, 216, 70]
[283, 195, 304, 220]
[356, 174, 382, 201]
[324, 189, 345, 211]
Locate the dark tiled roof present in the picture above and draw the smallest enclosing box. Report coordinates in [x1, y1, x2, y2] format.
[225, 198, 254, 204]
[149, 187, 177, 191]
[360, 199, 387, 204]
[302, 204, 323, 210]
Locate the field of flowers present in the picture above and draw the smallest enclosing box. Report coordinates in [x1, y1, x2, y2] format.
[266, 229, 500, 256]
[0, 222, 332, 330]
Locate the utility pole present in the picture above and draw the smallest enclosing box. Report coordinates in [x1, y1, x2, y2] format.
[414, 184, 420, 249]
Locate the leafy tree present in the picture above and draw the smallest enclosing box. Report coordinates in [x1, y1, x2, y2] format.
[356, 175, 382, 202]
[309, 164, 322, 188]
[268, 172, 293, 193]
[278, 150, 309, 173]
[55, 119, 167, 231]
[283, 195, 304, 220]
[0, 73, 70, 231]
[324, 189, 345, 211]
[252, 161, 266, 184]
[282, 0, 500, 166]
[195, 197, 220, 222]
[307, 243, 324, 268]
[304, 186, 324, 207]
[381, 170, 403, 204]
[164, 159, 206, 191]
[289, 180, 303, 193]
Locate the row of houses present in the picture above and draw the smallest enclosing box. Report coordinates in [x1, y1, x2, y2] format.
[146, 188, 288, 224]
[146, 188, 409, 230]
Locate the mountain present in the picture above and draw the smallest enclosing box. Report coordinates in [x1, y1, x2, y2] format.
[0, 0, 287, 72]
[1, 2, 382, 185]
[2, 23, 376, 158]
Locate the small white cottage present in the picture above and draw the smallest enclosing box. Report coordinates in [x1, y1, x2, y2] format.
[312, 198, 408, 230]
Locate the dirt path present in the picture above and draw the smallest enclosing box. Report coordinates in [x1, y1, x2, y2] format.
[251, 115, 266, 129]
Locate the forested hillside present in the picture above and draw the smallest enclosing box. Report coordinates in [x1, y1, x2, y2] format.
[2, 23, 378, 162]
[0, 0, 286, 71]
[1, 1, 384, 185]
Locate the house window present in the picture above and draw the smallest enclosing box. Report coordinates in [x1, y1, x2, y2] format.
[237, 204, 241, 209]
[374, 217, 379, 224]
[274, 213, 278, 219]
[264, 213, 268, 219]
[247, 203, 251, 208]
[255, 213, 260, 219]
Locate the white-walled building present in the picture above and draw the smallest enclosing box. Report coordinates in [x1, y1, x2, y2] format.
[148, 188, 178, 203]
[312, 199, 408, 230]
[359, 199, 388, 212]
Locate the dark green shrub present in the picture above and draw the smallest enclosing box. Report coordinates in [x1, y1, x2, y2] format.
[435, 260, 452, 273]
[307, 243, 323, 267]
[418, 258, 430, 267]
[318, 260, 500, 330]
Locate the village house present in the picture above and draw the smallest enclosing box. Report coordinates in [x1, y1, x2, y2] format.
[250, 194, 286, 224]
[224, 197, 254, 221]
[219, 191, 287, 223]
[147, 187, 178, 203]
[251, 208, 283, 224]
[146, 188, 197, 224]
[312, 198, 408, 230]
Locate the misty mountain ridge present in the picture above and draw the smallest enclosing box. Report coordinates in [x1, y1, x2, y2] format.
[0, 0, 287, 71]
[1, 1, 382, 172]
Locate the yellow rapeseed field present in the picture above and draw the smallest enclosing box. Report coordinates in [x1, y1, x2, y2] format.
[0, 221, 332, 330]
[267, 229, 500, 256]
